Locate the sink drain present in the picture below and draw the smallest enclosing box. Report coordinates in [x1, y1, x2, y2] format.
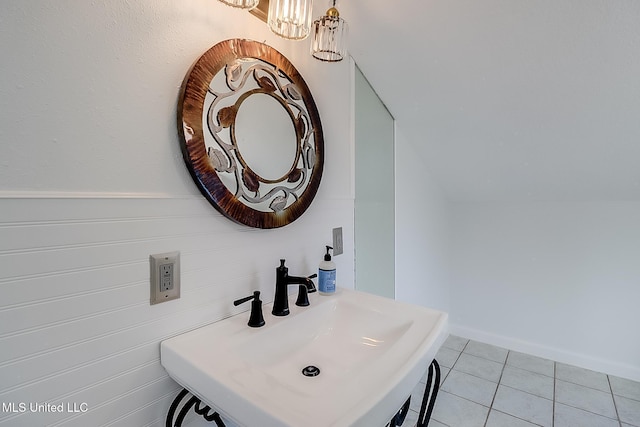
[302, 365, 320, 377]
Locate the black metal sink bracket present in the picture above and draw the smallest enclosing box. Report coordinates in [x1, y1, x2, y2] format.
[417, 359, 441, 427]
[169, 360, 440, 427]
[386, 358, 441, 427]
[166, 388, 226, 427]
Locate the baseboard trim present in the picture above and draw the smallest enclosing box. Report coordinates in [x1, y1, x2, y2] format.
[449, 324, 640, 382]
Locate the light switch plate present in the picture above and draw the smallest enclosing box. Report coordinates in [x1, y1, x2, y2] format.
[332, 227, 343, 256]
[150, 251, 180, 305]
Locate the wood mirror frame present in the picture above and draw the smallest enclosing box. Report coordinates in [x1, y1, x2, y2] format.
[178, 39, 324, 229]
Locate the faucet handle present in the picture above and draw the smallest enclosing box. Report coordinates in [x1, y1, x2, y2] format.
[295, 274, 318, 307]
[233, 291, 265, 328]
[233, 292, 257, 306]
[295, 285, 310, 307]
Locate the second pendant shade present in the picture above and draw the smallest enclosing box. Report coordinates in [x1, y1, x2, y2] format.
[310, 1, 347, 62]
[268, 0, 314, 40]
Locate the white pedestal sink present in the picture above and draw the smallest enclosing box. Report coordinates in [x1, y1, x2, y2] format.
[161, 288, 448, 427]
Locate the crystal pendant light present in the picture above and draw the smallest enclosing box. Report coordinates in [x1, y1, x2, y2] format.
[311, 0, 348, 62]
[217, 0, 259, 9]
[268, 0, 314, 40]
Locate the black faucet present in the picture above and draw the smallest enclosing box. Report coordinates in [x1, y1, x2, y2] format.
[233, 291, 265, 327]
[272, 259, 317, 316]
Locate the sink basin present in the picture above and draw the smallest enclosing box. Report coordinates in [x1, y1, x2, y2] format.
[161, 288, 448, 427]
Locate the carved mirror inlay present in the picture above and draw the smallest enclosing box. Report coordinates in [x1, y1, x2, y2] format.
[178, 39, 324, 228]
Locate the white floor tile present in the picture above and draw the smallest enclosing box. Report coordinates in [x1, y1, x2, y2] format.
[421, 343, 635, 427]
[610, 375, 640, 401]
[554, 402, 619, 427]
[555, 379, 617, 419]
[403, 409, 448, 427]
[492, 385, 553, 427]
[442, 369, 498, 406]
[436, 347, 461, 369]
[402, 408, 419, 427]
[615, 394, 640, 426]
[417, 367, 427, 383]
[485, 409, 540, 427]
[500, 365, 554, 400]
[409, 380, 427, 413]
[439, 366, 451, 385]
[464, 341, 508, 363]
[506, 351, 555, 377]
[454, 353, 504, 383]
[431, 391, 489, 427]
[423, 417, 447, 427]
[443, 334, 469, 352]
[556, 363, 610, 392]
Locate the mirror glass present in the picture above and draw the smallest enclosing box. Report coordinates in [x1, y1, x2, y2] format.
[235, 93, 297, 182]
[354, 64, 395, 299]
[178, 39, 324, 229]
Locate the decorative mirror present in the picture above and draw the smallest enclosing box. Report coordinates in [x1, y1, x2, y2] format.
[178, 39, 324, 228]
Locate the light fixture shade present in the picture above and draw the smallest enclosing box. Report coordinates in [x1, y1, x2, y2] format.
[268, 0, 314, 40]
[217, 0, 259, 9]
[311, 14, 348, 62]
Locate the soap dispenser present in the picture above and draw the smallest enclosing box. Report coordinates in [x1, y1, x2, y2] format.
[318, 246, 336, 295]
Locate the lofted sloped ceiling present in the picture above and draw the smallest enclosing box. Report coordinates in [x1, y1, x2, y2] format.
[341, 0, 640, 202]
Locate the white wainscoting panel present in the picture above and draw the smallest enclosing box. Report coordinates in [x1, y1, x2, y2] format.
[0, 194, 354, 426]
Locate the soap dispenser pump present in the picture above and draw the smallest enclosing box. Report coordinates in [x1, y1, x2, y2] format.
[318, 246, 336, 295]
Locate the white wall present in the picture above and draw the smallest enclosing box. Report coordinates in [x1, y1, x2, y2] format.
[450, 201, 640, 381]
[0, 1, 354, 426]
[394, 127, 450, 314]
[384, 0, 640, 384]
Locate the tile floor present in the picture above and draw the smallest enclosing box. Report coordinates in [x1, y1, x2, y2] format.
[401, 335, 640, 427]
